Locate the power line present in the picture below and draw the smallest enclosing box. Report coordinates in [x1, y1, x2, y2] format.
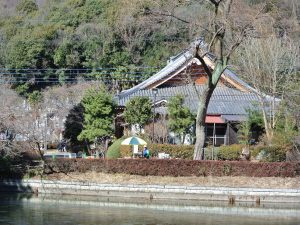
[0, 66, 160, 71]
[0, 68, 208, 81]
[0, 67, 206, 73]
[0, 72, 240, 87]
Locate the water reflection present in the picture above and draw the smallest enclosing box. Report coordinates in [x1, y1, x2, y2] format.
[0, 193, 300, 225]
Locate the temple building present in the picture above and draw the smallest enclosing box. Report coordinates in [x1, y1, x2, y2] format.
[116, 39, 263, 146]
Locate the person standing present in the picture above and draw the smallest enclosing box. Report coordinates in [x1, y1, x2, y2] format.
[143, 145, 150, 159]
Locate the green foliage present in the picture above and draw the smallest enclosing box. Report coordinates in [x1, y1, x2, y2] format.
[106, 138, 124, 159]
[78, 87, 116, 142]
[217, 144, 243, 161]
[247, 108, 264, 128]
[252, 145, 286, 162]
[15, 83, 30, 97]
[238, 121, 251, 145]
[204, 146, 219, 160]
[6, 33, 45, 69]
[54, 38, 82, 68]
[16, 0, 38, 15]
[167, 95, 194, 143]
[148, 144, 194, 159]
[272, 105, 298, 151]
[123, 96, 152, 132]
[118, 143, 194, 159]
[28, 90, 43, 108]
[64, 103, 84, 145]
[0, 0, 190, 93]
[5, 25, 57, 70]
[238, 108, 264, 144]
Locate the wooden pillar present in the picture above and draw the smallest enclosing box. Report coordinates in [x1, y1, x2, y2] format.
[226, 122, 230, 145]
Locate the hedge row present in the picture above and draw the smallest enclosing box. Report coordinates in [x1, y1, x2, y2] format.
[217, 144, 243, 161]
[119, 144, 194, 159]
[45, 159, 300, 177]
[149, 144, 194, 159]
[109, 139, 288, 162]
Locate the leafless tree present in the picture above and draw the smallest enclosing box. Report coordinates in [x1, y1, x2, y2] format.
[0, 81, 103, 159]
[144, 115, 169, 144]
[147, 0, 266, 159]
[235, 36, 298, 143]
[0, 84, 33, 158]
[42, 81, 103, 143]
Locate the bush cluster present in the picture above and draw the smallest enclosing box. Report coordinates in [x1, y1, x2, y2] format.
[0, 157, 34, 179]
[149, 144, 194, 159]
[217, 144, 243, 160]
[106, 138, 123, 159]
[204, 147, 220, 160]
[118, 143, 194, 159]
[251, 145, 286, 162]
[45, 159, 300, 177]
[107, 138, 289, 162]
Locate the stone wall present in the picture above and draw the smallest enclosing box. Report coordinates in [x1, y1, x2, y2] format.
[1, 179, 300, 203]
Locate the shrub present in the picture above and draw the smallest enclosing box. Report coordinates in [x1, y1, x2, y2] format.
[250, 146, 261, 158]
[106, 138, 124, 159]
[253, 145, 286, 162]
[217, 144, 243, 160]
[118, 143, 194, 159]
[149, 144, 194, 159]
[204, 146, 219, 160]
[44, 159, 300, 178]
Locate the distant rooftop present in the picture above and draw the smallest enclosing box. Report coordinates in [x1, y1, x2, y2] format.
[118, 38, 256, 99]
[117, 84, 259, 116]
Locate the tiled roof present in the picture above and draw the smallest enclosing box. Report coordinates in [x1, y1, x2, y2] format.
[118, 38, 256, 98]
[116, 84, 259, 116]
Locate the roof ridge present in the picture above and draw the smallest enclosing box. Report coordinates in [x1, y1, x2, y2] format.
[117, 37, 257, 99]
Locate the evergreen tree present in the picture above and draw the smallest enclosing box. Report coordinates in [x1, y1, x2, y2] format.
[64, 103, 84, 146]
[123, 96, 152, 134]
[167, 95, 194, 144]
[78, 87, 116, 146]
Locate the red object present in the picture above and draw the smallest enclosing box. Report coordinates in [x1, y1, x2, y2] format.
[205, 115, 225, 124]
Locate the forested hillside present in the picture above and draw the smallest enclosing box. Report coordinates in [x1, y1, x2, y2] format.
[0, 0, 299, 166]
[0, 0, 194, 94]
[0, 0, 299, 95]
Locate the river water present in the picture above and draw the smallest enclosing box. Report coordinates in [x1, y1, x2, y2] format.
[0, 193, 300, 225]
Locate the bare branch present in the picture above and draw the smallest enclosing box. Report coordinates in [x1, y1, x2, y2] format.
[195, 46, 212, 78]
[225, 3, 267, 62]
[208, 26, 225, 51]
[207, 0, 225, 7]
[145, 9, 190, 24]
[225, 29, 247, 62]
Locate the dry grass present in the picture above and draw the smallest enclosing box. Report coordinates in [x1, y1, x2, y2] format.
[40, 172, 300, 189]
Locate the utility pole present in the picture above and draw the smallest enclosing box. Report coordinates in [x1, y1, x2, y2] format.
[44, 115, 47, 152]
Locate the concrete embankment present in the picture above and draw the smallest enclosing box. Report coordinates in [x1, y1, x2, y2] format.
[1, 179, 300, 203]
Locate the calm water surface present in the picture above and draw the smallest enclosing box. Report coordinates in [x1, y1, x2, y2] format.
[0, 193, 300, 225]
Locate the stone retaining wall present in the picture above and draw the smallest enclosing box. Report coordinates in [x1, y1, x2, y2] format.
[1, 179, 300, 203]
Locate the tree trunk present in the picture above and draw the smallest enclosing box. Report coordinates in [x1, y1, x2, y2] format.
[182, 133, 186, 145]
[193, 62, 225, 160]
[194, 124, 205, 160]
[194, 88, 215, 160]
[258, 95, 273, 144]
[84, 139, 91, 155]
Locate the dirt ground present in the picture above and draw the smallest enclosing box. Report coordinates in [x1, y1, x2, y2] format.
[40, 172, 300, 189]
